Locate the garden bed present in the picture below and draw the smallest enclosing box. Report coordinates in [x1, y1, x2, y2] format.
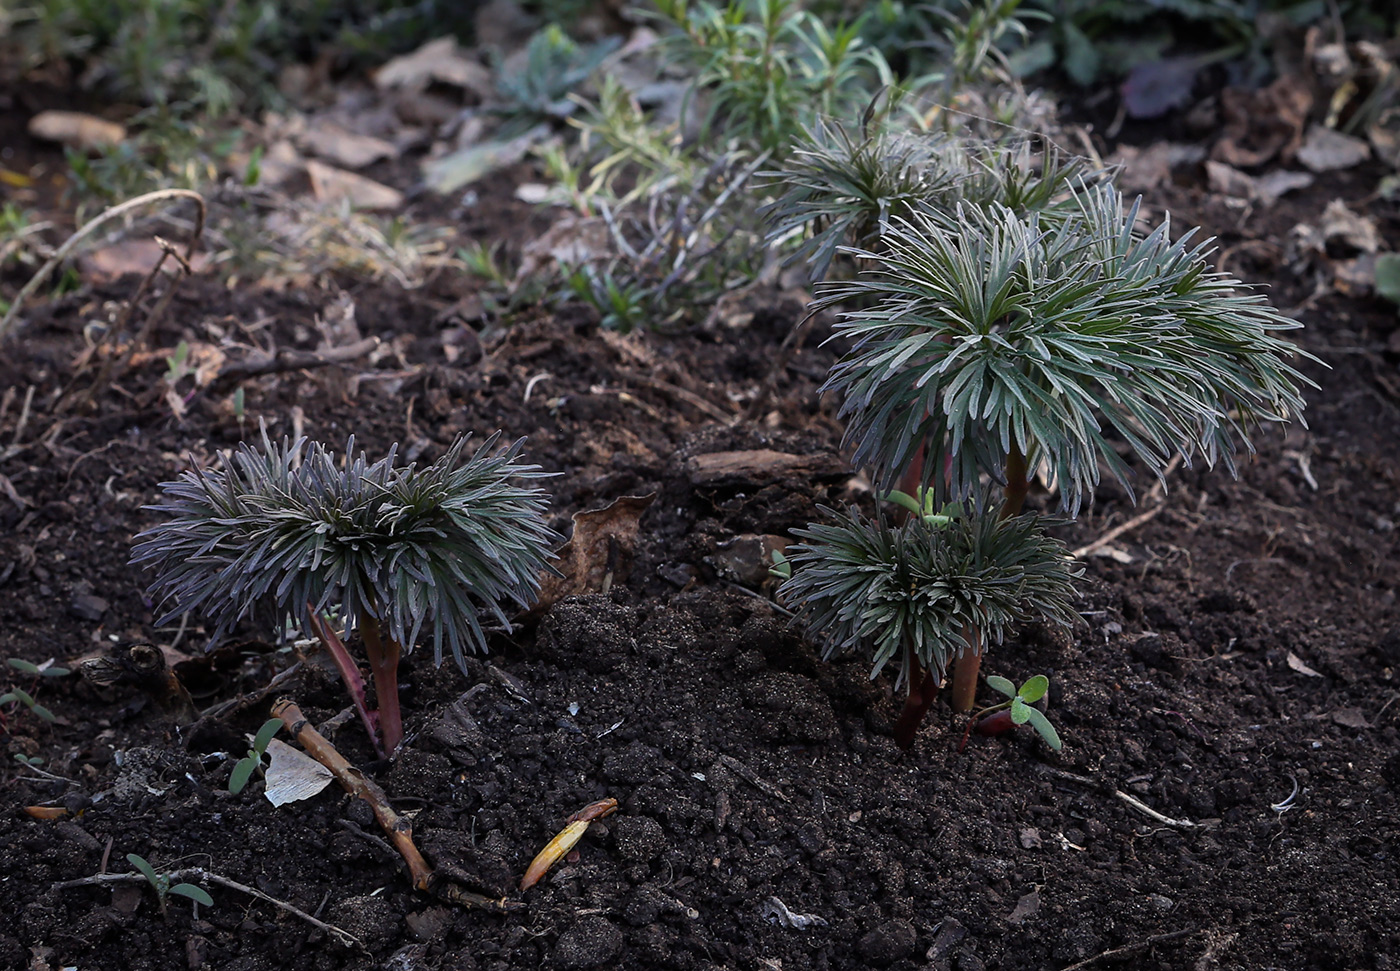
[2, 90, 1399, 971]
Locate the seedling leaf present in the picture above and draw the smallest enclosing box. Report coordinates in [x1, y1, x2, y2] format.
[0, 693, 17, 705]
[251, 718, 282, 754]
[40, 666, 71, 678]
[168, 883, 214, 907]
[1010, 697, 1031, 724]
[7, 658, 40, 674]
[12, 688, 35, 706]
[228, 757, 258, 795]
[31, 704, 55, 723]
[126, 854, 160, 888]
[1023, 707, 1063, 751]
[986, 676, 1017, 699]
[1018, 675, 1049, 703]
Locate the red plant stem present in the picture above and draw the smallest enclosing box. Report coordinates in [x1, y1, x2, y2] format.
[306, 608, 384, 759]
[892, 653, 940, 749]
[361, 614, 404, 756]
[949, 445, 1030, 712]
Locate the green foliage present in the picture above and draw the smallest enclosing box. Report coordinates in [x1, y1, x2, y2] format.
[495, 25, 620, 129]
[764, 118, 1107, 281]
[778, 503, 1080, 689]
[1, 658, 71, 726]
[126, 853, 215, 910]
[812, 182, 1313, 512]
[228, 717, 282, 795]
[985, 673, 1061, 749]
[647, 0, 898, 157]
[1375, 253, 1400, 310]
[5, 0, 478, 116]
[130, 430, 559, 671]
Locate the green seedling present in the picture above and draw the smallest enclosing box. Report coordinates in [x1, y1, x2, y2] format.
[1, 658, 71, 730]
[131, 428, 559, 757]
[228, 717, 282, 795]
[126, 853, 214, 914]
[13, 753, 45, 768]
[963, 674, 1062, 751]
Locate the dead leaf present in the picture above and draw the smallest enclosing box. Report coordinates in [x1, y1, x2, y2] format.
[535, 494, 656, 611]
[1008, 890, 1041, 925]
[1206, 161, 1257, 200]
[1330, 707, 1371, 729]
[1296, 125, 1371, 173]
[306, 160, 404, 210]
[423, 124, 551, 194]
[1253, 170, 1314, 203]
[515, 214, 614, 283]
[27, 111, 126, 151]
[1332, 253, 1378, 297]
[262, 738, 334, 806]
[79, 238, 210, 283]
[374, 37, 492, 96]
[1212, 75, 1312, 168]
[299, 120, 397, 170]
[1286, 651, 1323, 678]
[1318, 199, 1380, 254]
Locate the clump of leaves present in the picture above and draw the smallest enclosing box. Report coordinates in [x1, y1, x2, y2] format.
[494, 25, 621, 130]
[126, 854, 214, 914]
[228, 717, 282, 795]
[763, 114, 1109, 282]
[778, 502, 1079, 748]
[815, 183, 1314, 513]
[778, 131, 1313, 744]
[648, 0, 899, 157]
[130, 430, 558, 756]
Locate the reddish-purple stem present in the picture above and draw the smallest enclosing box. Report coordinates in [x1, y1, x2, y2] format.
[305, 607, 385, 759]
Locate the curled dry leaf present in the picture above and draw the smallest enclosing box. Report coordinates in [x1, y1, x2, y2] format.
[1296, 126, 1371, 173]
[534, 494, 655, 612]
[374, 37, 493, 97]
[1212, 75, 1312, 168]
[520, 798, 618, 890]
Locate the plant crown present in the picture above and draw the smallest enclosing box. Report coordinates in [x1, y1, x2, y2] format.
[813, 181, 1314, 511]
[131, 431, 558, 671]
[778, 502, 1080, 689]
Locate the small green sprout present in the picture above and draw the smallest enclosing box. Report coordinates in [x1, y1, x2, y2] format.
[127, 853, 214, 914]
[969, 674, 1063, 751]
[13, 752, 45, 767]
[228, 718, 283, 795]
[2, 658, 71, 727]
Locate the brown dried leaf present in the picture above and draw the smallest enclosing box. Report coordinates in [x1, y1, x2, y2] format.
[1296, 125, 1371, 173]
[27, 111, 126, 151]
[1212, 75, 1312, 168]
[535, 494, 656, 611]
[1286, 651, 1323, 678]
[374, 37, 492, 96]
[305, 160, 404, 210]
[299, 121, 397, 170]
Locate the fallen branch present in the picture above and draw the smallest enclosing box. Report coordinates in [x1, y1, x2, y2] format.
[1038, 765, 1201, 830]
[272, 698, 429, 887]
[52, 868, 363, 951]
[1059, 928, 1196, 971]
[271, 698, 514, 912]
[1, 188, 205, 342]
[209, 337, 381, 392]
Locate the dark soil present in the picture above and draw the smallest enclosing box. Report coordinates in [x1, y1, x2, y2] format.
[3, 100, 1400, 971]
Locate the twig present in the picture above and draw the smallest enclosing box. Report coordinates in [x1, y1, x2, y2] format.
[717, 753, 790, 803]
[181, 662, 303, 749]
[1072, 454, 1183, 559]
[0, 188, 205, 342]
[1058, 929, 1196, 971]
[52, 868, 363, 951]
[272, 699, 426, 884]
[209, 337, 381, 393]
[1038, 766, 1200, 830]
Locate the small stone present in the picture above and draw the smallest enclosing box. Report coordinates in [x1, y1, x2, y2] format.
[70, 593, 109, 621]
[1019, 827, 1043, 849]
[858, 920, 916, 967]
[404, 906, 454, 943]
[1146, 894, 1175, 913]
[553, 917, 623, 970]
